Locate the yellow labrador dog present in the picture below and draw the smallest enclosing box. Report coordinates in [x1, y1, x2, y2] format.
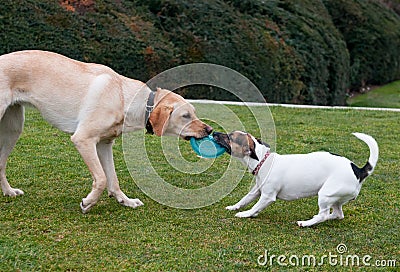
[0, 50, 212, 212]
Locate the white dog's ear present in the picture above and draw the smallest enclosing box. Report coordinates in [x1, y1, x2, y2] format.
[256, 138, 270, 148]
[149, 104, 174, 136]
[245, 134, 259, 161]
[249, 150, 259, 161]
[244, 147, 258, 161]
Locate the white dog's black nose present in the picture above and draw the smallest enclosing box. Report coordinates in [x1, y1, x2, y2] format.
[213, 132, 225, 141]
[213, 132, 231, 152]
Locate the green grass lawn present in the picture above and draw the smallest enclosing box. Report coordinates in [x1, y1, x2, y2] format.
[347, 80, 400, 108]
[1, 106, 399, 271]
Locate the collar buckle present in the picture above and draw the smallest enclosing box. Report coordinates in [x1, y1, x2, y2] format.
[145, 89, 157, 134]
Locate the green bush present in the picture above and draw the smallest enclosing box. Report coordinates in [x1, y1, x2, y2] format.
[142, 0, 306, 102]
[225, 0, 350, 104]
[0, 0, 175, 81]
[0, 0, 399, 105]
[323, 0, 400, 90]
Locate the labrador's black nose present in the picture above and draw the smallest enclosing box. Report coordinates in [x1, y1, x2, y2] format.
[205, 125, 213, 135]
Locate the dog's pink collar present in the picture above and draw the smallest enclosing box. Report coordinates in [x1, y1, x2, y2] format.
[252, 151, 271, 175]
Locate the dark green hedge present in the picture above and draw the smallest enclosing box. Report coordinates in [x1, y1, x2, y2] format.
[223, 0, 350, 104]
[323, 0, 400, 90]
[1, 0, 399, 105]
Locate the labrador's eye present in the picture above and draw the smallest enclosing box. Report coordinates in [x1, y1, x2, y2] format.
[182, 113, 191, 119]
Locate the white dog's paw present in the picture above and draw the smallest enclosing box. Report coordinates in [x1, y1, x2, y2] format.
[3, 188, 24, 197]
[297, 220, 311, 227]
[235, 211, 255, 218]
[226, 205, 240, 211]
[121, 198, 144, 209]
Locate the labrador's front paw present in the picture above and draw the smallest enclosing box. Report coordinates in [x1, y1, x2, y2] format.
[3, 188, 24, 197]
[120, 198, 144, 208]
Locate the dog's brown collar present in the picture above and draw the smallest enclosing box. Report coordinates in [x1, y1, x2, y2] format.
[145, 90, 157, 134]
[252, 151, 271, 175]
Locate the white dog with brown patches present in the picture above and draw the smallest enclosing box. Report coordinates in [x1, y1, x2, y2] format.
[213, 131, 379, 227]
[0, 50, 212, 213]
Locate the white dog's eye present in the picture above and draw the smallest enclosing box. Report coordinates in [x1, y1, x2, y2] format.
[182, 113, 191, 119]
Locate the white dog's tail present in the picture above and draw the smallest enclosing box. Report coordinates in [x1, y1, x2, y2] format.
[351, 133, 379, 182]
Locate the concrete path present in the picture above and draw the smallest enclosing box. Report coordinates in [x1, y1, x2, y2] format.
[187, 99, 400, 112]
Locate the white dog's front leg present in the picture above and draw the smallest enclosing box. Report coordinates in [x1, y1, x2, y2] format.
[235, 195, 275, 218]
[97, 141, 144, 209]
[226, 184, 260, 211]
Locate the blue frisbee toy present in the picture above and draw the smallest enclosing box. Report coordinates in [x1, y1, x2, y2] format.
[190, 134, 227, 158]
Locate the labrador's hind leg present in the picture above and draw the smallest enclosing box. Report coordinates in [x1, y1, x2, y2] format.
[0, 105, 25, 197]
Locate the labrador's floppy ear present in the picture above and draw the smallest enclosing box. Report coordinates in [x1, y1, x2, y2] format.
[149, 104, 174, 136]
